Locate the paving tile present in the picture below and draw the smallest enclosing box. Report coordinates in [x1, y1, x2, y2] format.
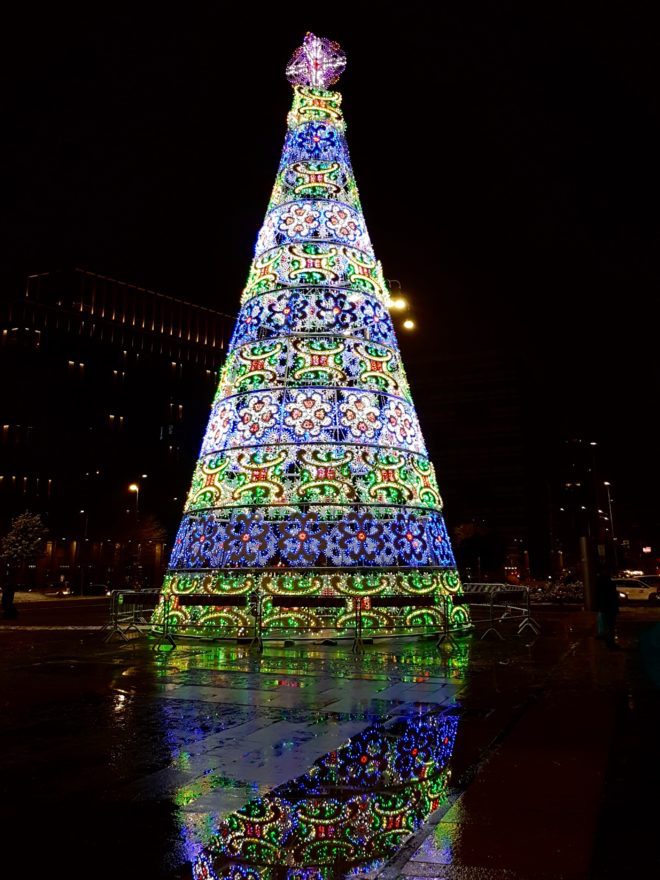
[186, 718, 270, 753]
[322, 698, 379, 713]
[401, 867, 533, 879]
[374, 682, 421, 700]
[239, 719, 310, 744]
[171, 753, 226, 774]
[172, 717, 374, 801]
[159, 683, 337, 709]
[179, 786, 259, 814]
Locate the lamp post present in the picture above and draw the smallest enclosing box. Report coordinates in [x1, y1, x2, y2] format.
[79, 509, 88, 596]
[604, 482, 618, 571]
[128, 483, 140, 516]
[386, 279, 415, 329]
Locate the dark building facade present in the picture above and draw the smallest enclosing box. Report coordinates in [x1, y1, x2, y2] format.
[551, 437, 657, 577]
[0, 268, 234, 589]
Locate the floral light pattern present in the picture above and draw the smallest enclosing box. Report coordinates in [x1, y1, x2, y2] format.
[284, 390, 334, 437]
[161, 35, 467, 639]
[235, 394, 279, 444]
[339, 392, 382, 441]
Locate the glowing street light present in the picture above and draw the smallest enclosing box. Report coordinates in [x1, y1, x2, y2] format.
[386, 279, 414, 324]
[386, 278, 408, 312]
[389, 297, 408, 311]
[128, 483, 140, 515]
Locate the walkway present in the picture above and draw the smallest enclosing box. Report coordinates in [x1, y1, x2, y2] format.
[0, 605, 658, 879]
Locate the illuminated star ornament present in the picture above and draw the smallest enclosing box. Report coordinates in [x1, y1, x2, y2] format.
[286, 32, 347, 88]
[156, 34, 469, 640]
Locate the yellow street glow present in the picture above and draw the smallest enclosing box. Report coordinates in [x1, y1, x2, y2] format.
[403, 319, 415, 330]
[389, 297, 407, 311]
[128, 483, 140, 493]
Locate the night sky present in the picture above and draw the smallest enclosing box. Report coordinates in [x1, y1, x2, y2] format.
[3, 4, 659, 537]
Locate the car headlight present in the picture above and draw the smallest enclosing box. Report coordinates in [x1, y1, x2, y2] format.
[618, 592, 627, 598]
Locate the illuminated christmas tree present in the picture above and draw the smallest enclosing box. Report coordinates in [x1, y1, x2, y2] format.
[160, 33, 469, 638]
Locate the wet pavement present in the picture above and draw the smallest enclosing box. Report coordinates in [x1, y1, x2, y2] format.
[1, 602, 659, 879]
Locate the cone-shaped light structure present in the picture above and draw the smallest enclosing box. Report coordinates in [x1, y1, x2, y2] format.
[159, 33, 469, 638]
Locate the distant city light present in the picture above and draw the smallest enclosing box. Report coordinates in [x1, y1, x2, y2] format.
[403, 319, 415, 330]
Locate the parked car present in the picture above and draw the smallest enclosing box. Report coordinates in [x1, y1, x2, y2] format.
[43, 582, 72, 597]
[613, 577, 660, 603]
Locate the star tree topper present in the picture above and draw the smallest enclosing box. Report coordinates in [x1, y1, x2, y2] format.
[286, 32, 346, 89]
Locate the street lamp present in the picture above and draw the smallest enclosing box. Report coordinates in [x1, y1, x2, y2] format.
[386, 279, 408, 312]
[79, 509, 88, 596]
[128, 483, 140, 516]
[389, 297, 408, 311]
[603, 482, 618, 570]
[386, 279, 418, 329]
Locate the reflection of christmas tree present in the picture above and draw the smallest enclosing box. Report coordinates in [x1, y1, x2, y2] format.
[193, 709, 459, 878]
[160, 34, 469, 637]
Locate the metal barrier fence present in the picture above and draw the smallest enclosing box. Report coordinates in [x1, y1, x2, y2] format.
[100, 590, 162, 643]
[150, 592, 470, 653]
[460, 583, 540, 639]
[101, 583, 539, 650]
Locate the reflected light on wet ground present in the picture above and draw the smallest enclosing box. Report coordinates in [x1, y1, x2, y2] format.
[6, 610, 645, 880]
[151, 640, 469, 873]
[192, 709, 458, 878]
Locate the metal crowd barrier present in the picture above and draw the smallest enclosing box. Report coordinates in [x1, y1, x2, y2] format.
[101, 590, 161, 643]
[460, 583, 540, 639]
[105, 584, 538, 651]
[149, 593, 256, 652]
[152, 592, 467, 654]
[358, 595, 439, 654]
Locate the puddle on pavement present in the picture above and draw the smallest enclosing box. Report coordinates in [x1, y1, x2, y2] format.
[191, 706, 459, 879]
